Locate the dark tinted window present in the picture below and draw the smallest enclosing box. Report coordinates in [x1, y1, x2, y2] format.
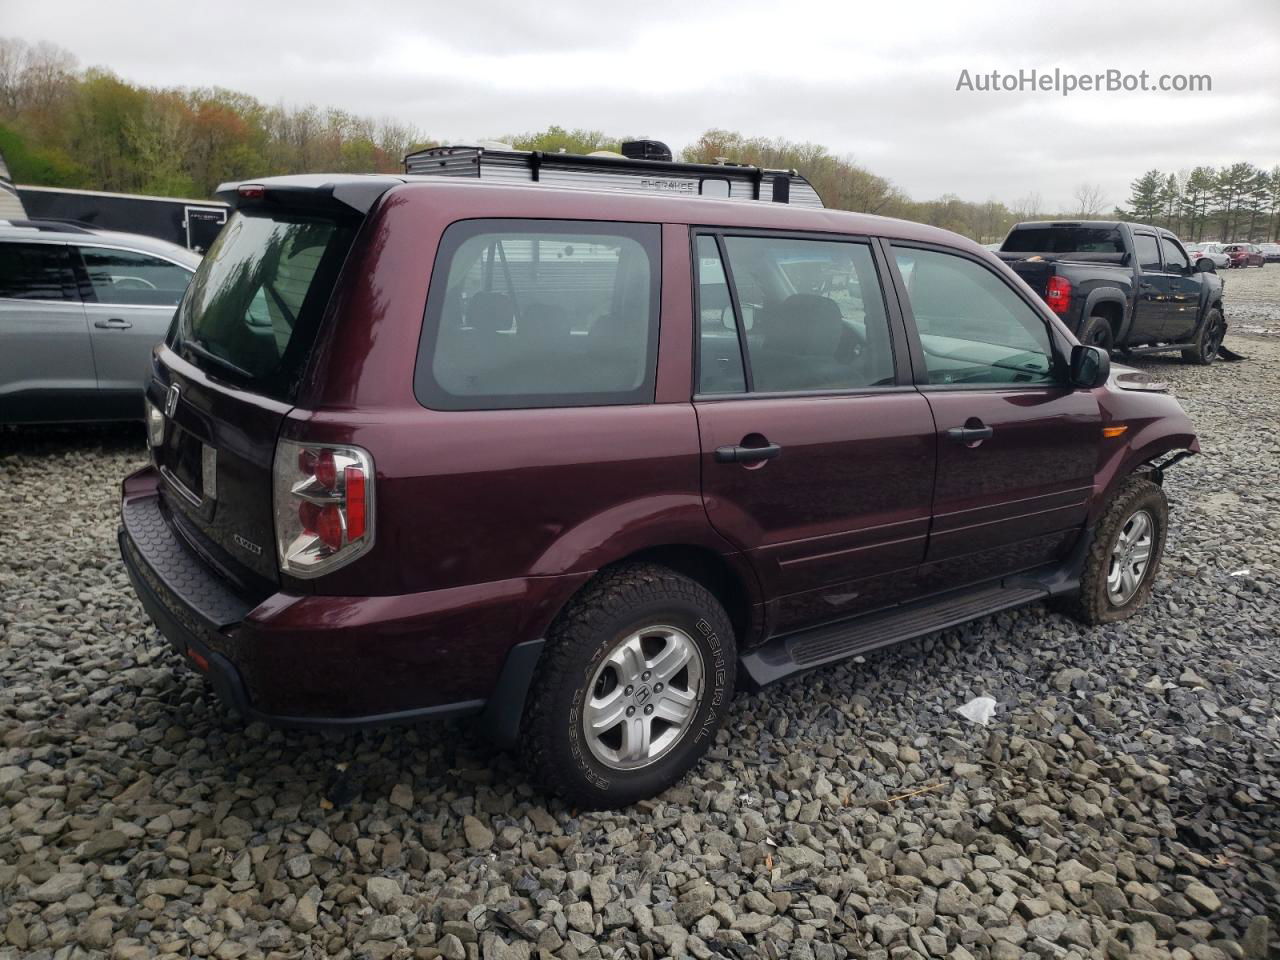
[893, 247, 1055, 386]
[1133, 234, 1162, 272]
[418, 220, 660, 410]
[173, 213, 356, 401]
[696, 236, 746, 394]
[80, 247, 191, 306]
[1002, 226, 1125, 254]
[716, 235, 895, 393]
[1160, 237, 1190, 272]
[0, 242, 76, 300]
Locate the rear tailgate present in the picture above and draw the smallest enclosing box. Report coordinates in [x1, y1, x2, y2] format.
[996, 254, 1055, 300]
[150, 355, 292, 586]
[148, 182, 381, 587]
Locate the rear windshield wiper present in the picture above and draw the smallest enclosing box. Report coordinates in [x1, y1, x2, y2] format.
[182, 339, 255, 381]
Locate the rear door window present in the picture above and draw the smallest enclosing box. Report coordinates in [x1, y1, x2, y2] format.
[1160, 237, 1189, 272]
[172, 212, 357, 400]
[416, 220, 660, 410]
[0, 242, 78, 301]
[892, 247, 1056, 386]
[696, 236, 746, 394]
[79, 247, 191, 306]
[1133, 234, 1162, 272]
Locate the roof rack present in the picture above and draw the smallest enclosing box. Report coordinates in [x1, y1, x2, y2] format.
[0, 217, 97, 234]
[403, 140, 824, 208]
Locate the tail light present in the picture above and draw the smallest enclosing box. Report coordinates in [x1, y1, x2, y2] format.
[1045, 275, 1072, 316]
[272, 439, 374, 578]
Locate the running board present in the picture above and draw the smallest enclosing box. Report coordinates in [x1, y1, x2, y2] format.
[740, 583, 1048, 687]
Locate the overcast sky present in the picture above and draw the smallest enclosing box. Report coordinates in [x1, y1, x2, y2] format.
[7, 0, 1279, 210]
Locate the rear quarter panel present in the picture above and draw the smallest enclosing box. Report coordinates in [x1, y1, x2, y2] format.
[290, 193, 728, 601]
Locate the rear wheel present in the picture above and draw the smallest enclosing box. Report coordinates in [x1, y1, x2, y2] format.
[1181, 308, 1224, 364]
[1079, 315, 1115, 352]
[1058, 476, 1168, 625]
[520, 564, 737, 809]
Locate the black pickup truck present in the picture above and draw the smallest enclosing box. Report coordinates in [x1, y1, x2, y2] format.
[998, 220, 1227, 364]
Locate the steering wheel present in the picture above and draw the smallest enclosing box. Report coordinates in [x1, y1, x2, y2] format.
[112, 275, 156, 290]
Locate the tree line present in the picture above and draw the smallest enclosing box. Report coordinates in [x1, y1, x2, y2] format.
[1117, 165, 1280, 243]
[2, 36, 1276, 245]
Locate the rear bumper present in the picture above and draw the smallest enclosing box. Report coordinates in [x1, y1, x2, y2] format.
[118, 466, 579, 729]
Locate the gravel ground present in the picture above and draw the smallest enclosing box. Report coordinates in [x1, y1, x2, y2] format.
[1, 303, 1278, 959]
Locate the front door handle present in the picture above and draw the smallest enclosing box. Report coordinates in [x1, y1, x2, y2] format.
[945, 424, 994, 444]
[94, 318, 133, 329]
[715, 442, 782, 464]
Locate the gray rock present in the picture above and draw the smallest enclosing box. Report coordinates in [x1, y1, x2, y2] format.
[366, 876, 401, 911]
[464, 815, 495, 849]
[29, 871, 85, 903]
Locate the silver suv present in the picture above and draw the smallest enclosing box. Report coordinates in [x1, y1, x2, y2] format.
[0, 220, 200, 423]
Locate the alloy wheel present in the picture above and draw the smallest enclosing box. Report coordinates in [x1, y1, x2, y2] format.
[1107, 509, 1154, 606]
[583, 625, 705, 770]
[1203, 317, 1223, 361]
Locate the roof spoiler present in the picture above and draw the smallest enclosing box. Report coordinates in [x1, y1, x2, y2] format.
[214, 175, 406, 215]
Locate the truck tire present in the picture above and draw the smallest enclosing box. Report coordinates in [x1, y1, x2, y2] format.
[1181, 307, 1224, 364]
[520, 563, 737, 809]
[1058, 475, 1168, 626]
[1079, 315, 1115, 352]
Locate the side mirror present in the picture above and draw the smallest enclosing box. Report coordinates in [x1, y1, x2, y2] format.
[1194, 257, 1216, 274]
[1070, 344, 1110, 389]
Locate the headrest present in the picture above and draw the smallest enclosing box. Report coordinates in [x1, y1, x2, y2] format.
[467, 292, 514, 333]
[764, 294, 846, 356]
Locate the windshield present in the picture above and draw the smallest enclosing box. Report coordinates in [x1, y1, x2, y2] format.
[171, 212, 357, 401]
[1002, 226, 1125, 254]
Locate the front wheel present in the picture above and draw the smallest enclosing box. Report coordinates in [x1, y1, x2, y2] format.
[520, 564, 737, 809]
[1181, 308, 1224, 365]
[1059, 476, 1168, 625]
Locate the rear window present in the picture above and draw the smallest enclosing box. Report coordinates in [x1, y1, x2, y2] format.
[0, 242, 77, 300]
[1002, 226, 1125, 254]
[172, 212, 356, 401]
[415, 219, 660, 410]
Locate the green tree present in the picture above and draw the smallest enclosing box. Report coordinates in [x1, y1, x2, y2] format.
[503, 125, 619, 155]
[1121, 170, 1165, 223]
[1182, 166, 1216, 241]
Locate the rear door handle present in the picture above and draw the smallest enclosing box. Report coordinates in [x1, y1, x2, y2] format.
[715, 442, 782, 464]
[946, 425, 994, 443]
[94, 318, 133, 329]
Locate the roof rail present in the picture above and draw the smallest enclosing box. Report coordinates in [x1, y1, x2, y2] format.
[403, 142, 825, 208]
[0, 217, 97, 234]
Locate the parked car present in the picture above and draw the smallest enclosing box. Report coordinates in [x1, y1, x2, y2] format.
[1224, 243, 1265, 268]
[998, 220, 1226, 363]
[0, 220, 199, 423]
[1260, 243, 1280, 263]
[118, 174, 1199, 808]
[1186, 241, 1229, 271]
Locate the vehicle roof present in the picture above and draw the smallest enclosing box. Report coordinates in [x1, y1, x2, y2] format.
[0, 221, 201, 268]
[1007, 219, 1187, 241]
[221, 173, 987, 254]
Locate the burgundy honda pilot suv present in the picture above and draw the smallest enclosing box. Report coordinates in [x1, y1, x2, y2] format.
[119, 174, 1198, 807]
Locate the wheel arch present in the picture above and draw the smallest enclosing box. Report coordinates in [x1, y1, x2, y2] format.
[480, 542, 763, 749]
[1084, 292, 1125, 340]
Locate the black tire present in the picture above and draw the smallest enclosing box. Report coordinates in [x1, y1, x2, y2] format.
[1181, 307, 1224, 364]
[1057, 476, 1168, 625]
[520, 563, 737, 809]
[1079, 316, 1115, 352]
